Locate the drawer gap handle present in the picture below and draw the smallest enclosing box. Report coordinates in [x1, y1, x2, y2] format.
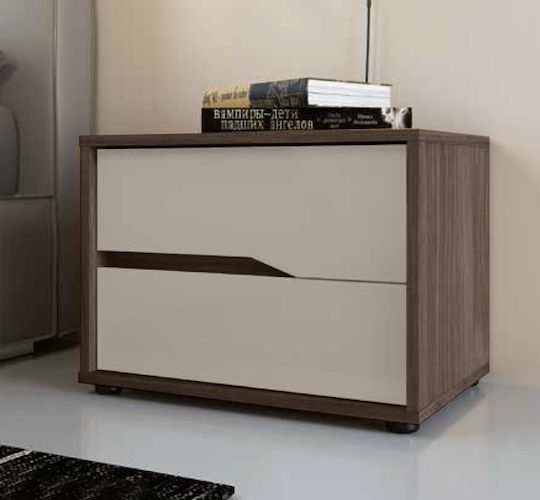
[98, 251, 294, 278]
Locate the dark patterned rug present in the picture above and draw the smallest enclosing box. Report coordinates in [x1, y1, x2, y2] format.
[0, 445, 234, 499]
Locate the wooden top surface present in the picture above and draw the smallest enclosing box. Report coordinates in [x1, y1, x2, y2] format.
[80, 129, 489, 149]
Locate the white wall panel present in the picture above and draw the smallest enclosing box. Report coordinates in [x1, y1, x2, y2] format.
[56, 0, 94, 334]
[0, 0, 55, 194]
[0, 197, 54, 358]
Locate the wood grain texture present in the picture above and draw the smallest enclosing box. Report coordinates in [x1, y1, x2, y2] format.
[80, 129, 489, 149]
[418, 363, 489, 423]
[78, 362, 487, 425]
[79, 370, 417, 424]
[79, 129, 490, 426]
[406, 140, 421, 411]
[407, 140, 490, 412]
[79, 146, 99, 374]
[99, 252, 293, 277]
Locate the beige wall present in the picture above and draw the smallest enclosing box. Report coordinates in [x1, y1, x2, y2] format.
[94, 0, 366, 133]
[373, 0, 540, 388]
[95, 0, 540, 387]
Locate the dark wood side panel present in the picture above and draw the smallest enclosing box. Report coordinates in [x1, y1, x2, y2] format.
[408, 140, 490, 412]
[79, 146, 100, 374]
[418, 363, 489, 423]
[406, 140, 421, 411]
[80, 370, 419, 424]
[99, 252, 293, 278]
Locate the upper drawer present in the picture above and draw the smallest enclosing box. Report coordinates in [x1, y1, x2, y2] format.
[97, 145, 407, 282]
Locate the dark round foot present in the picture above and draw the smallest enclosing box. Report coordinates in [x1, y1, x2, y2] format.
[386, 422, 420, 434]
[95, 385, 123, 395]
[471, 380, 480, 387]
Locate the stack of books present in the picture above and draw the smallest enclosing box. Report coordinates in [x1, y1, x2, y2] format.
[201, 77, 412, 133]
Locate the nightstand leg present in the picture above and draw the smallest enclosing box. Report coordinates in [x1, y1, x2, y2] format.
[471, 380, 480, 387]
[95, 385, 123, 396]
[386, 422, 420, 434]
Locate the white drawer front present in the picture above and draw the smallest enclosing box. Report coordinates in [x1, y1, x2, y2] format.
[97, 145, 407, 282]
[97, 268, 407, 405]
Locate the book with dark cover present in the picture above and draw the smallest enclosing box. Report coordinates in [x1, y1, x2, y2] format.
[202, 78, 391, 108]
[249, 79, 310, 107]
[202, 107, 412, 133]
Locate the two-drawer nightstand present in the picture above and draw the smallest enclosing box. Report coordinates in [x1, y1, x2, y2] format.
[79, 129, 489, 433]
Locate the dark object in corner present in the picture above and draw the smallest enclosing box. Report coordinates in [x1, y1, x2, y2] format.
[365, 0, 373, 82]
[386, 422, 420, 434]
[33, 332, 78, 356]
[95, 385, 123, 396]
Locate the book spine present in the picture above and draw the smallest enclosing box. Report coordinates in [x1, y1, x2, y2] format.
[202, 79, 311, 108]
[202, 84, 251, 108]
[201, 108, 413, 133]
[249, 79, 309, 108]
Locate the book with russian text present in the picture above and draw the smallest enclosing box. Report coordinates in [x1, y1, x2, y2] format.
[201, 107, 412, 133]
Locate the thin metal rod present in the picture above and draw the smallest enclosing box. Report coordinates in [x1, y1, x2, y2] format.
[52, 0, 60, 338]
[365, 0, 372, 83]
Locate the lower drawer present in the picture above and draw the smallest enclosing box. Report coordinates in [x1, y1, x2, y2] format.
[97, 269, 407, 405]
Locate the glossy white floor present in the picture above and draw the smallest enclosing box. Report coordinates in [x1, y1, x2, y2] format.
[0, 348, 539, 500]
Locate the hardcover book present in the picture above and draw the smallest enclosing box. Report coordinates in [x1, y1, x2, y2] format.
[202, 107, 412, 133]
[202, 78, 392, 109]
